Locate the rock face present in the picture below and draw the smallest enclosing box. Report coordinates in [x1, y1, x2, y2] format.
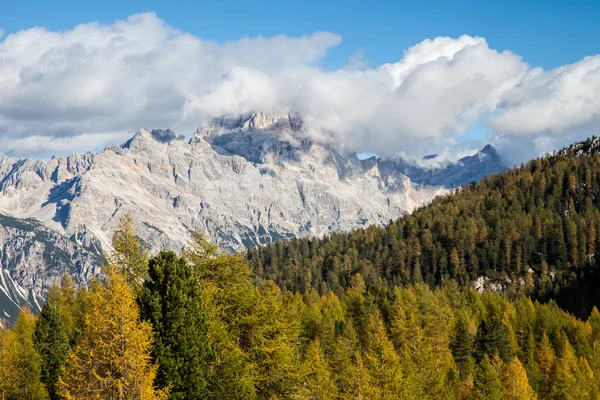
[0, 112, 505, 321]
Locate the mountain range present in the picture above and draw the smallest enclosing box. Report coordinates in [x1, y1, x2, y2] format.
[0, 112, 506, 320]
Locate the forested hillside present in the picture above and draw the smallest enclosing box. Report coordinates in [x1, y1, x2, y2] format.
[3, 214, 600, 399]
[247, 137, 600, 317]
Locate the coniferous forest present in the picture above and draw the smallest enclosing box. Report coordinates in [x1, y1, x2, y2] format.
[4, 140, 600, 399]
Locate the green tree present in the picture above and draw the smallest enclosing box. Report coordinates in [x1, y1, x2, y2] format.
[475, 318, 513, 362]
[473, 356, 502, 400]
[34, 302, 71, 400]
[138, 251, 211, 400]
[451, 315, 475, 379]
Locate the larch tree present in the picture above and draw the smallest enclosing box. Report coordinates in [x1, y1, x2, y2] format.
[11, 308, 48, 400]
[300, 340, 338, 400]
[46, 275, 89, 345]
[534, 333, 554, 398]
[0, 323, 17, 400]
[111, 211, 149, 290]
[551, 337, 584, 400]
[59, 269, 167, 400]
[186, 232, 299, 399]
[364, 314, 406, 399]
[500, 357, 536, 400]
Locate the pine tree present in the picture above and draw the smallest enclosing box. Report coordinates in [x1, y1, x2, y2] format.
[300, 340, 338, 400]
[59, 269, 167, 400]
[111, 211, 149, 290]
[34, 301, 71, 400]
[473, 356, 502, 400]
[501, 357, 536, 400]
[137, 251, 211, 400]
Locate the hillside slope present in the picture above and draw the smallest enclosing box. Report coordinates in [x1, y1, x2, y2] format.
[247, 136, 600, 316]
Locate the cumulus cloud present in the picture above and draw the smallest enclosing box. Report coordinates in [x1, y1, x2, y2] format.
[0, 12, 598, 161]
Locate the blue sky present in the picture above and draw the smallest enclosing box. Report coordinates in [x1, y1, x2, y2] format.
[2, 0, 598, 70]
[0, 0, 599, 161]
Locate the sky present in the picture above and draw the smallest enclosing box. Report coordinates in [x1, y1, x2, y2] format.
[0, 0, 599, 163]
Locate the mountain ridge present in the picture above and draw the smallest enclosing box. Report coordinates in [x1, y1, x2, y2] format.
[0, 112, 505, 320]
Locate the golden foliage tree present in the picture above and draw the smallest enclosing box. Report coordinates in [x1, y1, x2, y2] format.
[0, 322, 17, 399]
[300, 340, 338, 400]
[59, 269, 166, 400]
[364, 314, 406, 399]
[501, 357, 536, 400]
[110, 211, 149, 290]
[7, 308, 48, 400]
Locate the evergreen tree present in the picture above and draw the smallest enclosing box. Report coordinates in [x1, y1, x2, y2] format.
[34, 302, 71, 400]
[473, 356, 502, 400]
[59, 269, 167, 400]
[475, 318, 513, 362]
[138, 251, 211, 400]
[451, 315, 475, 379]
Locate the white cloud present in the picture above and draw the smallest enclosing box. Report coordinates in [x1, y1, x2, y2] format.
[0, 12, 598, 161]
[489, 55, 600, 135]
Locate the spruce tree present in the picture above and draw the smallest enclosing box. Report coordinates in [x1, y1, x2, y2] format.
[138, 251, 211, 400]
[34, 302, 71, 400]
[475, 318, 513, 362]
[451, 315, 475, 379]
[472, 356, 502, 400]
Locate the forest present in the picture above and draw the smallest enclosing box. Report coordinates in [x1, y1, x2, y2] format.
[4, 138, 600, 399]
[247, 137, 600, 318]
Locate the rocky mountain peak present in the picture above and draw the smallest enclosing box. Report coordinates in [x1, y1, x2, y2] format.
[124, 128, 185, 151]
[192, 111, 303, 142]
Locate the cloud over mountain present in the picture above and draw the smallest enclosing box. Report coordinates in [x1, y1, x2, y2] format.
[0, 12, 598, 160]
